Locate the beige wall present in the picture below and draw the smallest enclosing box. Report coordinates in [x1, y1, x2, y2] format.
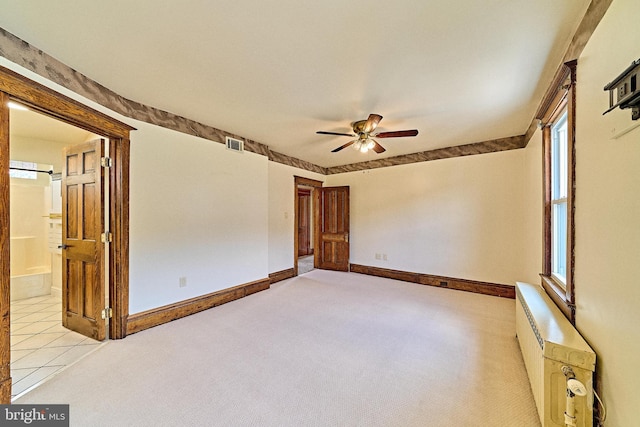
[573, 0, 639, 424]
[521, 129, 543, 285]
[521, 1, 640, 424]
[129, 121, 270, 313]
[326, 149, 527, 286]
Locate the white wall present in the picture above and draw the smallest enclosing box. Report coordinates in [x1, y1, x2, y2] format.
[129, 122, 269, 313]
[571, 1, 640, 424]
[267, 161, 324, 273]
[325, 149, 527, 285]
[0, 57, 274, 316]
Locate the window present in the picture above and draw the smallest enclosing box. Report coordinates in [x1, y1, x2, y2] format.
[9, 160, 38, 180]
[551, 111, 568, 286]
[539, 60, 576, 323]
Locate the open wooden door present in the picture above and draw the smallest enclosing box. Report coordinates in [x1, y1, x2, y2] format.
[315, 186, 350, 271]
[61, 139, 106, 341]
[297, 189, 312, 256]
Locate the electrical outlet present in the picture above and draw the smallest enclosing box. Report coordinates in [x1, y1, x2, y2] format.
[179, 277, 187, 288]
[383, 254, 387, 261]
[375, 253, 381, 260]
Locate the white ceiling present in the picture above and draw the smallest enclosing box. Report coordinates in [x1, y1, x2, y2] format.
[0, 0, 590, 167]
[10, 107, 94, 145]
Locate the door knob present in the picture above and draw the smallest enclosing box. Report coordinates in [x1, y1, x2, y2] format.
[58, 244, 68, 249]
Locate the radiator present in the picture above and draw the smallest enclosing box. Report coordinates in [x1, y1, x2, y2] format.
[515, 282, 596, 427]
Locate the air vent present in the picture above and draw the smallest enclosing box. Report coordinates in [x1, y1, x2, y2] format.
[226, 136, 244, 153]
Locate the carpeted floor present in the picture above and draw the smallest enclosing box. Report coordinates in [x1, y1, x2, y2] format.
[15, 270, 540, 426]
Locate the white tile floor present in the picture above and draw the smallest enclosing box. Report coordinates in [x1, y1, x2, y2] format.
[10, 295, 103, 400]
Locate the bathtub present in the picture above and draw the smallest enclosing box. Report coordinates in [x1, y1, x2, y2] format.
[10, 267, 52, 301]
[10, 236, 52, 301]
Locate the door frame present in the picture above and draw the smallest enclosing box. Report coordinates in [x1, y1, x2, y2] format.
[293, 176, 323, 276]
[0, 65, 134, 402]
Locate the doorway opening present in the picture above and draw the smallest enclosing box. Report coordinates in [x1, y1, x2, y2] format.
[8, 102, 107, 399]
[297, 187, 314, 274]
[1, 65, 134, 403]
[294, 177, 323, 276]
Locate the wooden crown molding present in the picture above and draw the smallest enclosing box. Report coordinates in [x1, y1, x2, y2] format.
[326, 135, 526, 174]
[524, 0, 612, 145]
[0, 0, 612, 174]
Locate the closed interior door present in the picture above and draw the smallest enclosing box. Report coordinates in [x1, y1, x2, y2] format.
[62, 139, 105, 340]
[315, 186, 349, 271]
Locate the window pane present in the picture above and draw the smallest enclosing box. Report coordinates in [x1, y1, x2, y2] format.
[9, 160, 37, 180]
[552, 201, 567, 285]
[552, 112, 568, 200]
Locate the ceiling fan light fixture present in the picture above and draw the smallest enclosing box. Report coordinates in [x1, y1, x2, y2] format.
[319, 113, 418, 154]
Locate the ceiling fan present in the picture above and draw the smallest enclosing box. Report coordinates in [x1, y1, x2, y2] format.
[317, 113, 418, 154]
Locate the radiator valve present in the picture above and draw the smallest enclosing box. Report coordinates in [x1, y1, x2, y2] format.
[562, 366, 587, 427]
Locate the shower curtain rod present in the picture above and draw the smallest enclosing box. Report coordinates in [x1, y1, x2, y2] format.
[9, 167, 53, 175]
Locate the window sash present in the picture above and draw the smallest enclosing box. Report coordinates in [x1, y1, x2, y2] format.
[550, 110, 568, 289]
[551, 198, 567, 286]
[540, 59, 576, 323]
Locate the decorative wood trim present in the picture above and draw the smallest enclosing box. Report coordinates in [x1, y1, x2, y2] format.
[0, 27, 575, 176]
[0, 66, 134, 137]
[270, 151, 328, 175]
[126, 278, 270, 335]
[562, 0, 614, 64]
[535, 65, 572, 122]
[326, 135, 526, 174]
[350, 264, 515, 299]
[0, 64, 133, 401]
[0, 92, 11, 403]
[294, 176, 324, 188]
[524, 0, 612, 146]
[540, 60, 577, 324]
[269, 268, 295, 284]
[109, 137, 131, 339]
[540, 274, 573, 321]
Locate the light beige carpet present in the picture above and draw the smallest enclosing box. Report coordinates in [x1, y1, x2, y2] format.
[15, 270, 540, 426]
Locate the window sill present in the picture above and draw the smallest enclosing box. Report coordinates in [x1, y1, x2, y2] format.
[540, 274, 574, 324]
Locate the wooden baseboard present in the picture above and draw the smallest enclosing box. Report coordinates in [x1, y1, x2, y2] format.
[126, 278, 270, 335]
[269, 268, 295, 284]
[350, 264, 515, 299]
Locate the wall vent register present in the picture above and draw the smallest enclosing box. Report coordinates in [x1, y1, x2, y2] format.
[226, 136, 244, 152]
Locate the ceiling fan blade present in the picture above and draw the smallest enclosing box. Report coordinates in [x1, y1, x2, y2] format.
[374, 129, 419, 138]
[371, 140, 386, 154]
[331, 140, 356, 152]
[317, 131, 356, 137]
[362, 114, 383, 133]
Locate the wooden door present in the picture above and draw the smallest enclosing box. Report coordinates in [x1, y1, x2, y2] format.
[298, 189, 311, 256]
[315, 186, 350, 271]
[62, 139, 105, 340]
